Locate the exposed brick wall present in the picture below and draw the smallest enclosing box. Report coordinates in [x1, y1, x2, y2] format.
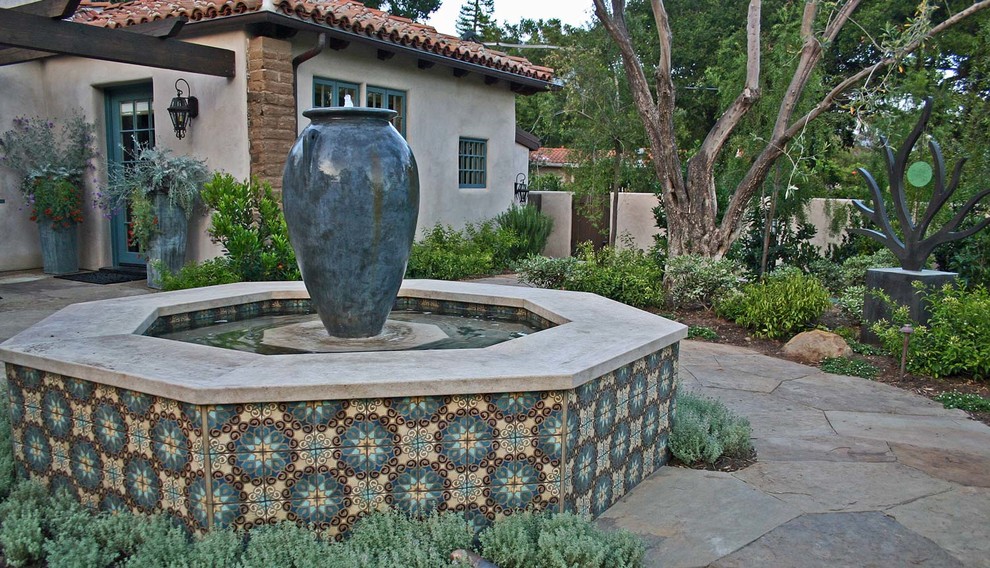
[247, 36, 295, 194]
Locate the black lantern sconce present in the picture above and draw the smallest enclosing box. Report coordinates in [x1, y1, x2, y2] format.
[167, 78, 199, 140]
[514, 173, 529, 204]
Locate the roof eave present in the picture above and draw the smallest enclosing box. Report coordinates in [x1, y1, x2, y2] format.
[180, 11, 555, 93]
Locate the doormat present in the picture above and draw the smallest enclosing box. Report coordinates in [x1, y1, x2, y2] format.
[55, 268, 146, 285]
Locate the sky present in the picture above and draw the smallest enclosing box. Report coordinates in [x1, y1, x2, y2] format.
[425, 0, 594, 36]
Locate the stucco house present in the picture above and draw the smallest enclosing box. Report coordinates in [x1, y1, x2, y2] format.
[0, 0, 553, 272]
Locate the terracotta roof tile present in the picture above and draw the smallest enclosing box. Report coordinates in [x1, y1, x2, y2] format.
[70, 0, 552, 83]
[530, 147, 575, 165]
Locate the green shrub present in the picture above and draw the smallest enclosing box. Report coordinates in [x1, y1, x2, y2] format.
[820, 357, 879, 379]
[495, 205, 554, 259]
[529, 173, 564, 191]
[200, 174, 299, 282]
[716, 268, 830, 339]
[565, 242, 665, 309]
[670, 392, 753, 466]
[873, 284, 990, 379]
[159, 257, 241, 291]
[406, 224, 497, 280]
[515, 255, 577, 289]
[933, 391, 990, 412]
[0, 380, 16, 501]
[664, 254, 745, 309]
[0, 482, 49, 567]
[464, 221, 520, 270]
[687, 326, 718, 340]
[479, 511, 644, 568]
[834, 285, 866, 323]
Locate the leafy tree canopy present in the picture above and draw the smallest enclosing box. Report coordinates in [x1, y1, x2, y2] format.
[362, 0, 442, 22]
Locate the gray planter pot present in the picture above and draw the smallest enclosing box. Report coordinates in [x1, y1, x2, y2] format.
[282, 107, 420, 338]
[145, 194, 188, 289]
[37, 222, 79, 275]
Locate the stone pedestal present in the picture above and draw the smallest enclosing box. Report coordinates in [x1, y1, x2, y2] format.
[862, 268, 956, 344]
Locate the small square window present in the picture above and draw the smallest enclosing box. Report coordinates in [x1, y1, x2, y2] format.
[458, 138, 487, 188]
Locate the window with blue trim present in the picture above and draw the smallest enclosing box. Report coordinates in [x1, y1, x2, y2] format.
[458, 138, 487, 188]
[313, 77, 359, 107]
[366, 86, 407, 136]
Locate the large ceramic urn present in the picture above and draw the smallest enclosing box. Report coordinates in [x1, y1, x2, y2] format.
[282, 107, 419, 338]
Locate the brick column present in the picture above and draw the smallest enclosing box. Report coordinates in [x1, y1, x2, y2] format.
[247, 36, 295, 193]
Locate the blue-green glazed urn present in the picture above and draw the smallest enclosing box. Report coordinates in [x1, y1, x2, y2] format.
[282, 107, 419, 338]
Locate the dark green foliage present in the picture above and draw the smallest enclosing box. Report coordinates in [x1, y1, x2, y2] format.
[687, 326, 719, 340]
[832, 328, 885, 356]
[200, 174, 300, 282]
[730, 206, 819, 275]
[716, 268, 831, 339]
[528, 174, 565, 191]
[495, 205, 554, 259]
[0, 382, 15, 502]
[479, 511, 645, 568]
[670, 391, 753, 466]
[933, 391, 990, 413]
[873, 284, 990, 379]
[563, 242, 665, 309]
[359, 0, 440, 21]
[515, 255, 578, 289]
[820, 357, 879, 379]
[938, 226, 990, 289]
[811, 249, 896, 294]
[160, 257, 242, 291]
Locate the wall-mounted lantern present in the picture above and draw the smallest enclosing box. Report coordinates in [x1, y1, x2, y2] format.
[167, 78, 199, 140]
[514, 173, 529, 204]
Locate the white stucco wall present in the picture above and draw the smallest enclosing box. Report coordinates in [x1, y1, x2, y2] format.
[530, 191, 571, 258]
[804, 197, 855, 252]
[293, 33, 518, 234]
[0, 32, 248, 272]
[614, 193, 661, 251]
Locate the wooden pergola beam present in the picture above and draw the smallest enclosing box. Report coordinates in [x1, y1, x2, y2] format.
[0, 9, 235, 76]
[9, 0, 81, 19]
[0, 17, 187, 66]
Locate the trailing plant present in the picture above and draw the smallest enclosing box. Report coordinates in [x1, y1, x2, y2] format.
[495, 205, 554, 259]
[515, 255, 577, 289]
[670, 391, 753, 466]
[478, 511, 645, 568]
[199, 174, 299, 281]
[820, 356, 879, 379]
[564, 242, 664, 309]
[716, 268, 830, 339]
[933, 391, 990, 413]
[664, 254, 745, 309]
[159, 257, 242, 291]
[0, 113, 97, 228]
[97, 146, 209, 250]
[872, 284, 990, 379]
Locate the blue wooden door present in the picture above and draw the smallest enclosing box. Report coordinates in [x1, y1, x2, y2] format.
[105, 85, 155, 267]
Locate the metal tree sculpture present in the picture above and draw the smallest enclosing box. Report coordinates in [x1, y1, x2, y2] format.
[852, 98, 990, 271]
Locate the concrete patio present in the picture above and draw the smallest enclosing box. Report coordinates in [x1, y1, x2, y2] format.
[2, 270, 989, 567]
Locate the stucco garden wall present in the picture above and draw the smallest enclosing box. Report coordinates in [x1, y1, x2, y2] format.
[0, 32, 247, 272]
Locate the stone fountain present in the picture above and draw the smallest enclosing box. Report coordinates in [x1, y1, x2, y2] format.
[0, 108, 686, 538]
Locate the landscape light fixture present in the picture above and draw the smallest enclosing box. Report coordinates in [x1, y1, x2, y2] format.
[514, 173, 529, 204]
[167, 78, 199, 139]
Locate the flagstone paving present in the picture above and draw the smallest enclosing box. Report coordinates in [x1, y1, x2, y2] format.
[3, 272, 990, 567]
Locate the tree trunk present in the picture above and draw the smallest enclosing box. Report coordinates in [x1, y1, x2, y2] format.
[608, 141, 622, 246]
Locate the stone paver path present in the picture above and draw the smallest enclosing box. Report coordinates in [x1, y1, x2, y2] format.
[3, 272, 990, 567]
[599, 340, 990, 567]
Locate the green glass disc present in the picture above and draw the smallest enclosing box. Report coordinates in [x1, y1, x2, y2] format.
[907, 161, 933, 187]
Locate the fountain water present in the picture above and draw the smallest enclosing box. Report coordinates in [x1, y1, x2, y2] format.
[0, 110, 686, 538]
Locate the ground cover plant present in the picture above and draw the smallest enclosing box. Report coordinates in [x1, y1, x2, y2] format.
[670, 391, 753, 467]
[820, 356, 879, 380]
[933, 391, 990, 413]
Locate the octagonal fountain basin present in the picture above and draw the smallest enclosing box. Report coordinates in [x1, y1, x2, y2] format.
[0, 280, 686, 538]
